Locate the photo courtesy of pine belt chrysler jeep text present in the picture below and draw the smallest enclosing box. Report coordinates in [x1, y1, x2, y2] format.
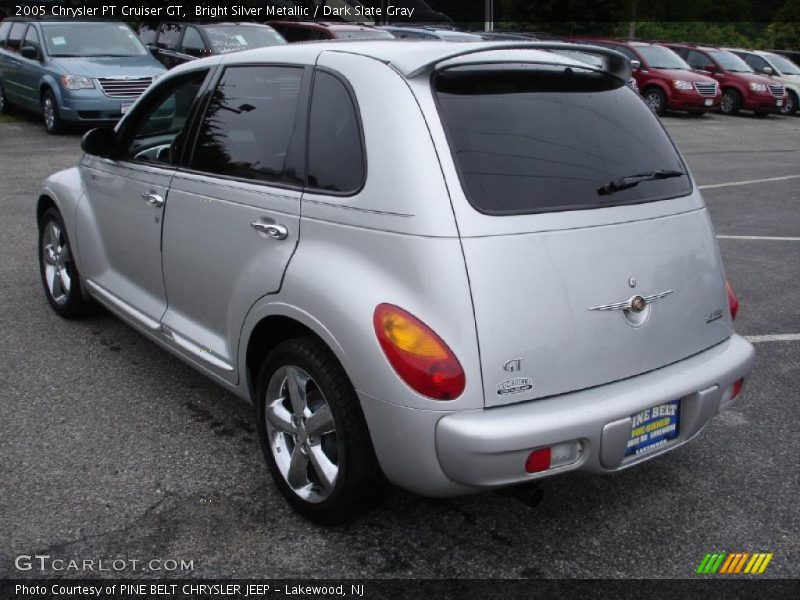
[35, 42, 755, 524]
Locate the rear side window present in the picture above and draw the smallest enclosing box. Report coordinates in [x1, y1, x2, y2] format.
[307, 71, 364, 193]
[0, 21, 11, 47]
[191, 66, 304, 186]
[434, 66, 691, 215]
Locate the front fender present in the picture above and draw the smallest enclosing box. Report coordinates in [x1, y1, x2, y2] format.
[37, 166, 86, 271]
[39, 73, 62, 104]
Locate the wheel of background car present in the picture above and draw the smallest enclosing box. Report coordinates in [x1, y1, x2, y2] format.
[781, 90, 798, 115]
[643, 88, 667, 116]
[255, 336, 383, 524]
[0, 81, 10, 114]
[41, 90, 64, 134]
[38, 208, 94, 318]
[720, 89, 742, 115]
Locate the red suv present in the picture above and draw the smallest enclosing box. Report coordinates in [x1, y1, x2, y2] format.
[664, 44, 786, 115]
[571, 38, 721, 116]
[268, 21, 394, 42]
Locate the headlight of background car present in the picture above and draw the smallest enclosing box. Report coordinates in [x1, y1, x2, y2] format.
[672, 80, 693, 90]
[60, 75, 94, 90]
[749, 82, 767, 92]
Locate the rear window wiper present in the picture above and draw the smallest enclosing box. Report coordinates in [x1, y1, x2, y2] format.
[597, 170, 685, 196]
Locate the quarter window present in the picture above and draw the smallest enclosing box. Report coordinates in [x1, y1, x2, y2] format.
[119, 70, 208, 165]
[191, 66, 304, 186]
[307, 71, 364, 193]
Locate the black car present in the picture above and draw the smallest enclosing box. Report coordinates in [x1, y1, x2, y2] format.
[139, 22, 286, 69]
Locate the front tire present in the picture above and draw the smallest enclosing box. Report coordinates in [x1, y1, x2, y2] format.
[41, 90, 64, 134]
[255, 336, 382, 524]
[720, 89, 742, 115]
[643, 88, 667, 116]
[781, 90, 798, 115]
[38, 208, 93, 318]
[0, 80, 11, 115]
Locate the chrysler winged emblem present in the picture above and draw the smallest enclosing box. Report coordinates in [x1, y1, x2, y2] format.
[588, 290, 675, 313]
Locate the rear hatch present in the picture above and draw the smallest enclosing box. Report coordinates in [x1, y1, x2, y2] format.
[432, 63, 733, 407]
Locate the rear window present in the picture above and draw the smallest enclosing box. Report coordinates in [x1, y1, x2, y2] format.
[434, 65, 691, 215]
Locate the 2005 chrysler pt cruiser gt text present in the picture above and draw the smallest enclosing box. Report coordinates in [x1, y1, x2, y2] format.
[36, 41, 755, 523]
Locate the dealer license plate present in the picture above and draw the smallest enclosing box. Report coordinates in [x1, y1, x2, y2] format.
[626, 400, 680, 457]
[776, 99, 783, 107]
[120, 102, 134, 115]
[704, 99, 713, 106]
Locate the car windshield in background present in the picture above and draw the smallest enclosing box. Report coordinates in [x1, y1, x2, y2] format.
[637, 46, 690, 70]
[204, 26, 286, 54]
[334, 29, 395, 40]
[763, 52, 800, 75]
[42, 22, 147, 57]
[434, 65, 690, 215]
[710, 50, 753, 72]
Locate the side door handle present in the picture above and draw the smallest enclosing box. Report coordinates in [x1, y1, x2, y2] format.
[251, 220, 289, 240]
[141, 192, 164, 208]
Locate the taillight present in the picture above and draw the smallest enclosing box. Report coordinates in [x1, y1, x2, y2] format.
[373, 304, 465, 400]
[726, 280, 739, 320]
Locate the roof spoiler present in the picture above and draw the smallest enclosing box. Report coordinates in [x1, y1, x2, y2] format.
[404, 42, 633, 82]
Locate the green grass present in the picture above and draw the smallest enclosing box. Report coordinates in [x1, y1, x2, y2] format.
[0, 112, 22, 124]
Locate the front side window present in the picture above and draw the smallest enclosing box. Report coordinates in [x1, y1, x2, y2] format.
[191, 66, 304, 186]
[710, 50, 752, 73]
[157, 23, 182, 50]
[686, 50, 711, 70]
[42, 22, 147, 57]
[435, 65, 690, 215]
[119, 70, 208, 165]
[762, 52, 800, 75]
[23, 25, 40, 50]
[138, 23, 158, 46]
[744, 54, 769, 73]
[181, 26, 207, 57]
[637, 46, 690, 70]
[307, 71, 364, 193]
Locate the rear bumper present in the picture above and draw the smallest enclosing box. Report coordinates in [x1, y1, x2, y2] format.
[361, 335, 755, 497]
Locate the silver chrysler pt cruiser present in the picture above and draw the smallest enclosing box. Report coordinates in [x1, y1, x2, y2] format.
[37, 42, 755, 523]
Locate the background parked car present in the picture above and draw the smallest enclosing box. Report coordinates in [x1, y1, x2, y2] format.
[572, 38, 720, 116]
[473, 30, 560, 41]
[268, 21, 394, 42]
[728, 48, 800, 115]
[771, 50, 800, 66]
[379, 25, 484, 41]
[549, 48, 640, 95]
[0, 17, 165, 133]
[664, 43, 785, 116]
[139, 22, 285, 69]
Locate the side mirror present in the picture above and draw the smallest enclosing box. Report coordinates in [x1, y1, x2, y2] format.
[20, 45, 39, 60]
[704, 63, 718, 73]
[81, 127, 117, 157]
[630, 60, 641, 71]
[762, 66, 774, 76]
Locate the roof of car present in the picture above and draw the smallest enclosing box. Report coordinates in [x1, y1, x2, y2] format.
[270, 21, 382, 32]
[199, 40, 627, 80]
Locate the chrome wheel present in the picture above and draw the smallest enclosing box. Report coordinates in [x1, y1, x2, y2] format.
[0, 87, 5, 113]
[43, 96, 56, 130]
[264, 365, 339, 504]
[721, 91, 735, 113]
[781, 92, 796, 115]
[42, 221, 72, 304]
[645, 91, 663, 114]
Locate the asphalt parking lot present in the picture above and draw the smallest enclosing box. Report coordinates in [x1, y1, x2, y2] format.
[1, 110, 798, 580]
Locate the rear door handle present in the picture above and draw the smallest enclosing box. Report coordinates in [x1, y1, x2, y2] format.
[251, 220, 289, 240]
[141, 192, 164, 207]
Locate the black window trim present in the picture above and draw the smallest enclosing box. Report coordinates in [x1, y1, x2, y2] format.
[430, 63, 693, 217]
[111, 66, 218, 170]
[179, 62, 313, 194]
[304, 66, 367, 198]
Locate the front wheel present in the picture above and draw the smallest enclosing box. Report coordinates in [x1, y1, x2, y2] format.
[643, 88, 667, 116]
[41, 90, 64, 134]
[0, 80, 11, 114]
[38, 208, 93, 318]
[720, 89, 742, 115]
[780, 91, 798, 115]
[255, 336, 383, 524]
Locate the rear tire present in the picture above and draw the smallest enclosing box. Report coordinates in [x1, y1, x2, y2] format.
[643, 88, 667, 116]
[38, 208, 94, 318]
[720, 89, 742, 115]
[41, 90, 64, 134]
[255, 336, 383, 524]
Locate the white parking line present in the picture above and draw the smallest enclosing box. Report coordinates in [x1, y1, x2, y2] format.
[716, 235, 800, 241]
[745, 334, 800, 343]
[698, 174, 800, 190]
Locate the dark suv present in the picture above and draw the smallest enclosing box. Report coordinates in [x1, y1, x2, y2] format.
[664, 43, 786, 115]
[139, 22, 285, 69]
[267, 21, 394, 42]
[571, 38, 720, 116]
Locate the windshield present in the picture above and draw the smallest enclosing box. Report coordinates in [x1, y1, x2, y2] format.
[763, 52, 800, 75]
[43, 22, 147, 57]
[204, 26, 286, 54]
[710, 50, 752, 72]
[334, 29, 395, 40]
[637, 46, 691, 70]
[434, 65, 690, 215]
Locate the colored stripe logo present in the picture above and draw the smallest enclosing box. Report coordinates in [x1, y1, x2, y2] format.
[697, 552, 773, 574]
